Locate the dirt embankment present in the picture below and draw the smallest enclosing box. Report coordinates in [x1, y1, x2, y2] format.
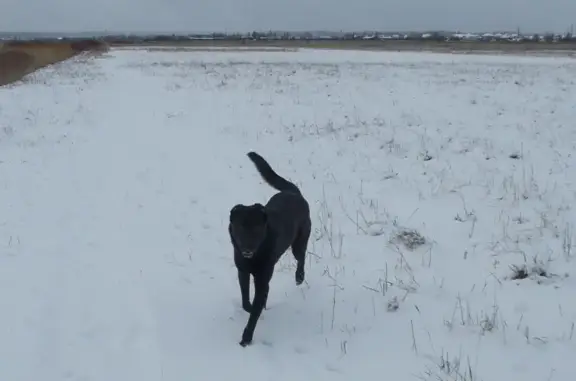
[0, 39, 109, 87]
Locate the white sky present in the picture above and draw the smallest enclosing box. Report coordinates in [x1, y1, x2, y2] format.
[0, 0, 574, 34]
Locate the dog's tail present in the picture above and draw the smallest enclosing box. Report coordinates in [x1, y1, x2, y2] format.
[247, 151, 301, 195]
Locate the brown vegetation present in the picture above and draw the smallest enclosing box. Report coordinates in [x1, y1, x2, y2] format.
[110, 38, 576, 55]
[0, 39, 109, 87]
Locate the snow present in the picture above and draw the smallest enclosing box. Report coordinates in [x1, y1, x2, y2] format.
[1, 47, 576, 381]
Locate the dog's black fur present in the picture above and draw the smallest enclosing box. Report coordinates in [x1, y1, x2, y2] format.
[229, 151, 311, 347]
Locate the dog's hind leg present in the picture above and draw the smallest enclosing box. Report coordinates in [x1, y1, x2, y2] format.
[291, 218, 311, 285]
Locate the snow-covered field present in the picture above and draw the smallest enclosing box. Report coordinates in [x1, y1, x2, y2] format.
[1, 47, 576, 381]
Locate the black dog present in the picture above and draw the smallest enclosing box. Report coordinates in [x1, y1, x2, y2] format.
[229, 151, 311, 347]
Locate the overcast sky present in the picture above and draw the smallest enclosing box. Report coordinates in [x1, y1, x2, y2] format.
[1, 0, 574, 34]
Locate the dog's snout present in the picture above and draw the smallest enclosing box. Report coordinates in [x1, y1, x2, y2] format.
[242, 250, 254, 258]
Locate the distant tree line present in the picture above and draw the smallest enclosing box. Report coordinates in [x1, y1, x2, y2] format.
[4, 30, 576, 44]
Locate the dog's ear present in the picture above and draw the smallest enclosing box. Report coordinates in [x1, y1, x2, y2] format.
[230, 204, 243, 220]
[254, 203, 267, 223]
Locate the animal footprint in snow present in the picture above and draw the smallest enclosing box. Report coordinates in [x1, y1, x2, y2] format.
[294, 345, 308, 354]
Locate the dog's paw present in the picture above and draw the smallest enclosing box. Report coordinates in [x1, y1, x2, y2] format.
[295, 270, 305, 285]
[239, 331, 253, 347]
[242, 302, 252, 313]
[239, 338, 252, 347]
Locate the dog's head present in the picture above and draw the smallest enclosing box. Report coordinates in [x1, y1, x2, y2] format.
[229, 203, 268, 259]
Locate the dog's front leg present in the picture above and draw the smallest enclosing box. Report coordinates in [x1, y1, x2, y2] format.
[239, 273, 270, 347]
[238, 270, 252, 313]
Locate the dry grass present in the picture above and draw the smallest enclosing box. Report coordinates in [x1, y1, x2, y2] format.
[110, 39, 576, 56]
[0, 40, 109, 87]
